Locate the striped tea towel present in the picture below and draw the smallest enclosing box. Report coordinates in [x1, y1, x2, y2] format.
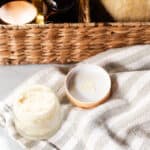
[0, 45, 150, 150]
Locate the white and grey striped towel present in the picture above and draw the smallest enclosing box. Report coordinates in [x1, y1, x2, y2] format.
[0, 45, 150, 150]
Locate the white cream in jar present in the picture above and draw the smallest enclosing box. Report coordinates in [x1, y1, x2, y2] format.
[13, 85, 61, 140]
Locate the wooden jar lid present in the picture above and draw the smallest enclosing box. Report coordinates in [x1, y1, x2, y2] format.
[65, 64, 111, 109]
[0, 1, 37, 25]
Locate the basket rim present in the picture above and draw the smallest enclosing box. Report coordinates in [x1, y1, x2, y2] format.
[0, 22, 150, 29]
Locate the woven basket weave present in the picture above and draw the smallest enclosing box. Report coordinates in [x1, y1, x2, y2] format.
[0, 0, 150, 65]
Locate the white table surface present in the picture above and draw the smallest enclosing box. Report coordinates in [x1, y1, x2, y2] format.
[0, 65, 50, 150]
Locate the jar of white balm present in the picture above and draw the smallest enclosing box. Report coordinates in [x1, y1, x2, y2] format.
[13, 85, 61, 140]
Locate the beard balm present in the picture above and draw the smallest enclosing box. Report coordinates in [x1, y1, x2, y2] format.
[13, 85, 61, 140]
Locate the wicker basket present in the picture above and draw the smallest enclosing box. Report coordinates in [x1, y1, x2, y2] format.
[0, 0, 150, 65]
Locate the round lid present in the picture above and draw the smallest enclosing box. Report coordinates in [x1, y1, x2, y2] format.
[65, 64, 111, 109]
[0, 1, 37, 25]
